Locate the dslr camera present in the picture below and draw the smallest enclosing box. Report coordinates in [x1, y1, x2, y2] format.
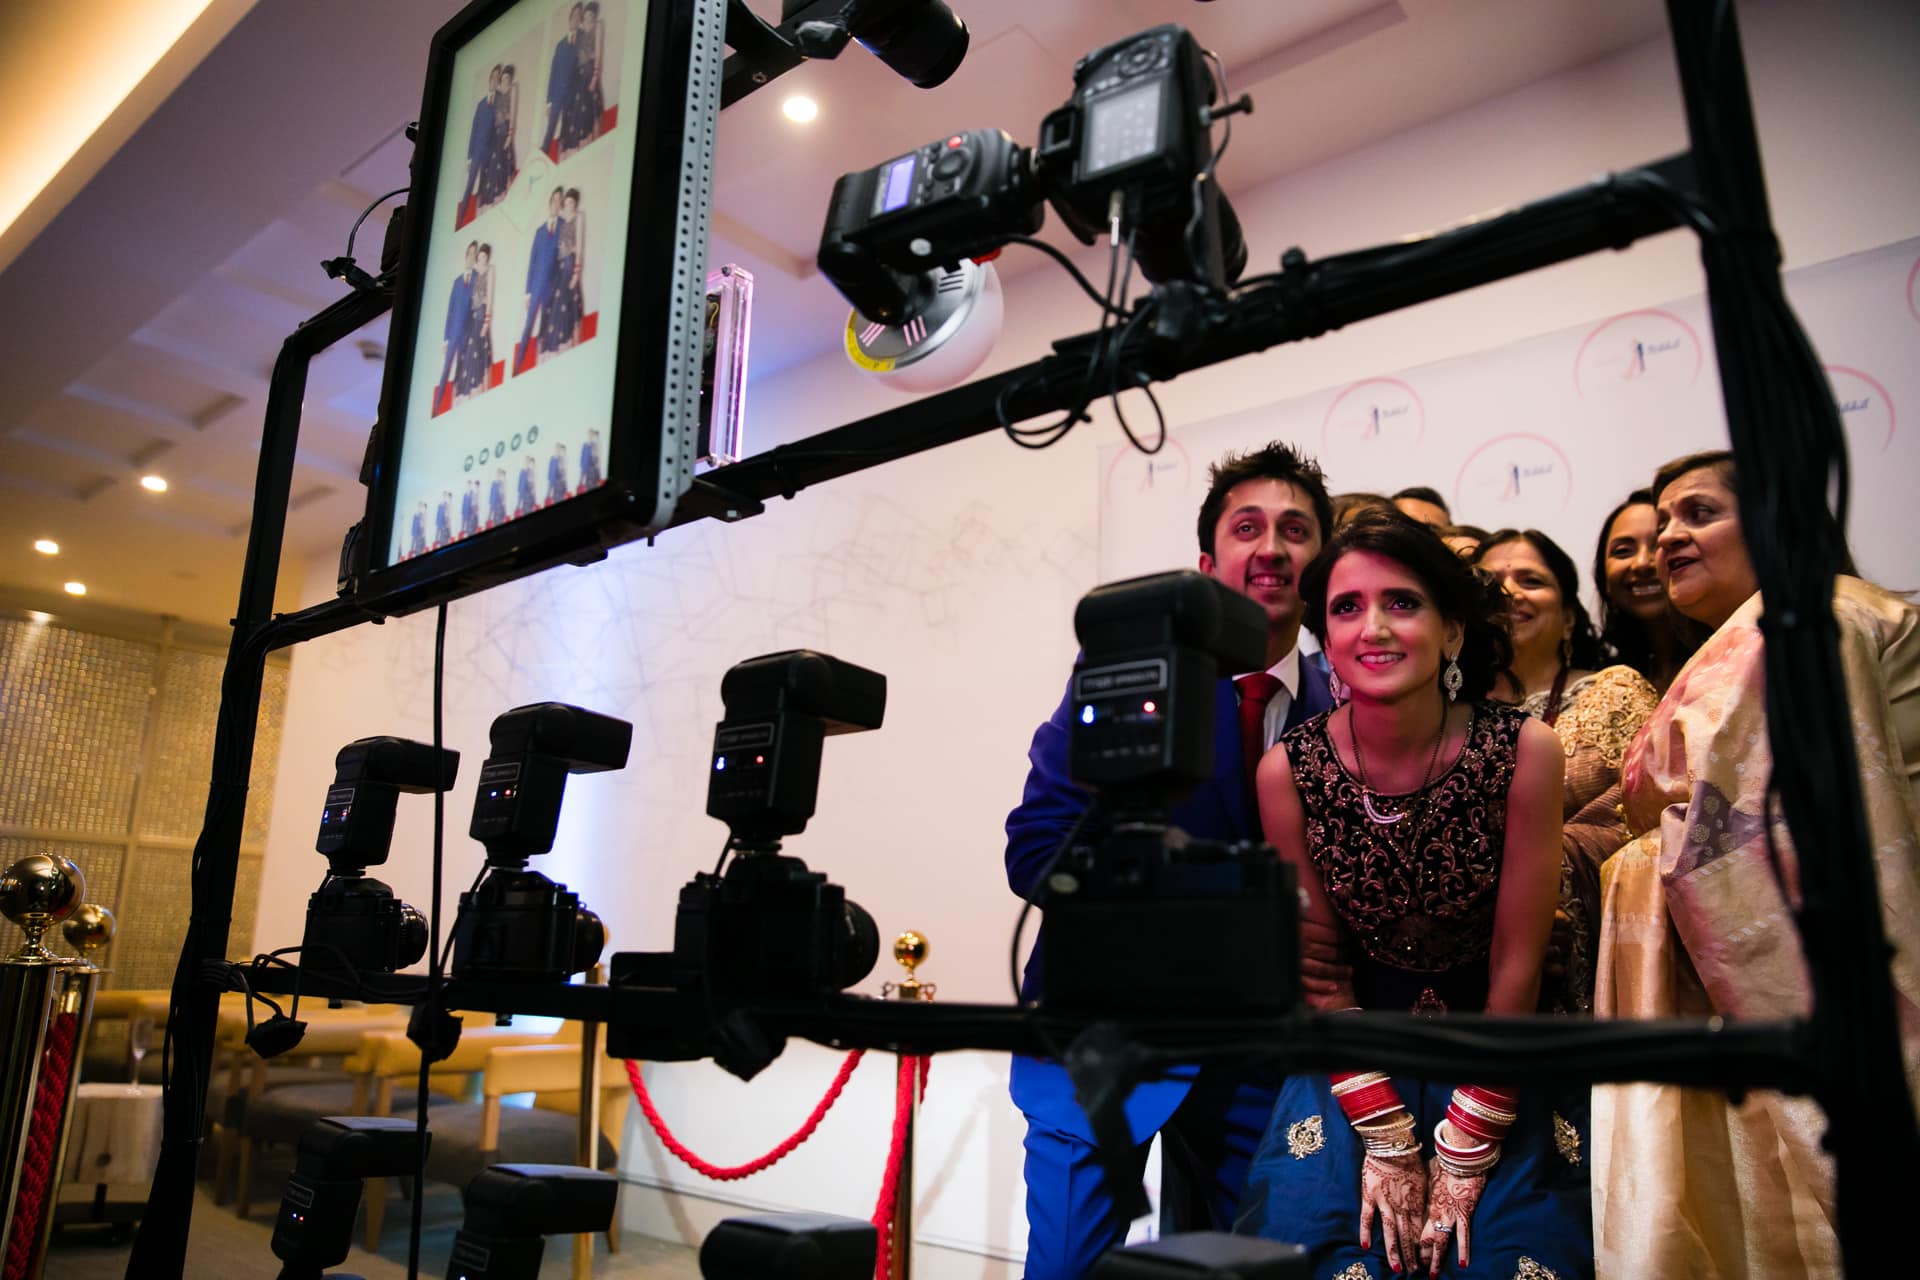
[1038, 571, 1299, 1012]
[301, 736, 459, 978]
[610, 651, 883, 1077]
[448, 702, 631, 984]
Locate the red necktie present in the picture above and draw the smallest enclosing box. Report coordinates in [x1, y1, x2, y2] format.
[1236, 672, 1284, 805]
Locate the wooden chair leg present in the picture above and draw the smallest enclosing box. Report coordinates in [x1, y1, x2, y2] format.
[365, 1176, 387, 1252]
[211, 1122, 235, 1204]
[572, 1233, 592, 1280]
[234, 1137, 256, 1220]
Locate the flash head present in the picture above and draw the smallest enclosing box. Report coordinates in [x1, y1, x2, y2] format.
[470, 702, 633, 865]
[446, 1164, 617, 1279]
[708, 651, 885, 846]
[315, 735, 460, 872]
[271, 1116, 422, 1276]
[1070, 570, 1266, 802]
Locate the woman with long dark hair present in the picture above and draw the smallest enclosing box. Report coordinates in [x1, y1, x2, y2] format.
[1590, 490, 1703, 692]
[1237, 512, 1588, 1278]
[1474, 529, 1658, 1015]
[454, 244, 495, 399]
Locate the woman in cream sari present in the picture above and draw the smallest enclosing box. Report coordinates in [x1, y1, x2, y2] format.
[1592, 450, 1920, 1278]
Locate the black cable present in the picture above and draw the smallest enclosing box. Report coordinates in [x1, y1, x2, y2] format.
[1007, 801, 1098, 1007]
[347, 187, 409, 265]
[999, 229, 1134, 450]
[1004, 236, 1129, 316]
[408, 601, 450, 1280]
[712, 833, 737, 878]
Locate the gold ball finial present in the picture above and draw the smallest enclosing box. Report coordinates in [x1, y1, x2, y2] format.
[892, 930, 928, 972]
[1, 854, 85, 961]
[62, 903, 117, 955]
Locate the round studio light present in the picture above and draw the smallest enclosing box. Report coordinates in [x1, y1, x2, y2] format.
[63, 581, 87, 596]
[782, 95, 819, 124]
[33, 538, 59, 555]
[140, 474, 169, 493]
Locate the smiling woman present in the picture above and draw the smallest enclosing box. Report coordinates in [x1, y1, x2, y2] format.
[1593, 452, 1920, 1278]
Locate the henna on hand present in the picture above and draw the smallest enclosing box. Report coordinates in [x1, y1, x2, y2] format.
[1421, 1164, 1487, 1274]
[1359, 1152, 1427, 1273]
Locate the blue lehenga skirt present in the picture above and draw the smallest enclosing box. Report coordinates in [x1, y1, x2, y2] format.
[1234, 1074, 1592, 1279]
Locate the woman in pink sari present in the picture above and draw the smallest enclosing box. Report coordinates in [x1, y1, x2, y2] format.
[1592, 450, 1920, 1278]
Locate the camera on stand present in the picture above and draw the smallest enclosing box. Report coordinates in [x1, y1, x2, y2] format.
[302, 736, 460, 978]
[448, 703, 631, 984]
[817, 23, 1247, 326]
[1038, 570, 1299, 1012]
[269, 1116, 422, 1280]
[609, 651, 883, 1077]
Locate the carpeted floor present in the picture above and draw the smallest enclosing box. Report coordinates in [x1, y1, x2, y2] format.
[44, 1154, 701, 1280]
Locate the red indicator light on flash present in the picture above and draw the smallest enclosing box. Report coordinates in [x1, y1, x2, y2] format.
[754, 755, 766, 765]
[1142, 700, 1157, 714]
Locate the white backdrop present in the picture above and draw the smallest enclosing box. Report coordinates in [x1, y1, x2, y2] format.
[1101, 237, 1920, 598]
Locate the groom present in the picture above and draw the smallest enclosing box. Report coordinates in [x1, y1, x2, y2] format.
[1005, 440, 1339, 1277]
[519, 187, 563, 368]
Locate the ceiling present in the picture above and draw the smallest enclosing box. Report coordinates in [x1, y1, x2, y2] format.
[0, 0, 1668, 627]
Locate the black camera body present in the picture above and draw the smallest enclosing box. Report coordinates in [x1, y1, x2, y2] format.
[608, 652, 884, 1078]
[817, 24, 1243, 325]
[671, 854, 879, 1001]
[1038, 571, 1300, 1013]
[450, 703, 630, 985]
[302, 875, 428, 977]
[302, 736, 458, 978]
[449, 867, 605, 985]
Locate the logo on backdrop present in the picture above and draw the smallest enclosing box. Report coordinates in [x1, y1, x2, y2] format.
[1907, 255, 1920, 326]
[1320, 378, 1425, 451]
[1573, 309, 1703, 396]
[1454, 433, 1574, 517]
[1105, 435, 1192, 499]
[1826, 365, 1896, 452]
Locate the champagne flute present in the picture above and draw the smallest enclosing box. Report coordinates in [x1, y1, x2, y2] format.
[127, 1015, 155, 1090]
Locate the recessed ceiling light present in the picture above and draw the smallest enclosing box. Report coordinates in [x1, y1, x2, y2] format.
[25, 610, 52, 624]
[63, 581, 87, 596]
[782, 95, 819, 124]
[140, 474, 169, 493]
[33, 538, 59, 555]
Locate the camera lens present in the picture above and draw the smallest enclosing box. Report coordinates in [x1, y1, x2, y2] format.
[395, 904, 429, 969]
[851, 0, 968, 89]
[571, 905, 607, 977]
[834, 899, 881, 989]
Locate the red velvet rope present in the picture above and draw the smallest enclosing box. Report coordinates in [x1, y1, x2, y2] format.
[622, 1050, 865, 1181]
[869, 1055, 929, 1280]
[4, 1011, 79, 1280]
[623, 1049, 933, 1280]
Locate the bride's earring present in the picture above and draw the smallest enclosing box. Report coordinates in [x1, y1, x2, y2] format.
[1329, 666, 1348, 704]
[1443, 650, 1464, 702]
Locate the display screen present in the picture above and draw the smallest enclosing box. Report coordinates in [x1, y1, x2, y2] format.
[1082, 80, 1163, 176]
[385, 0, 650, 568]
[875, 154, 917, 215]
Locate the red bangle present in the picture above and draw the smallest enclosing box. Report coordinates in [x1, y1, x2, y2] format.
[1445, 1084, 1517, 1146]
[1331, 1071, 1409, 1127]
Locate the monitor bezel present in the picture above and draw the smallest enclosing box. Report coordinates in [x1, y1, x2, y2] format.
[352, 0, 719, 617]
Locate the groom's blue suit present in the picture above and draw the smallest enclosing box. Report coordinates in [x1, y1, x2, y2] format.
[1005, 650, 1333, 1279]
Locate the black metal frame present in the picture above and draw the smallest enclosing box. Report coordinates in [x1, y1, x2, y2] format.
[128, 4, 1918, 1276]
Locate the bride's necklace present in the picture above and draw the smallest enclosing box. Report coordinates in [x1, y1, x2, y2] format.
[1349, 699, 1449, 827]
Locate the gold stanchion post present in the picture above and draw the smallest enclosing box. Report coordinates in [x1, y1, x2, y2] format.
[881, 931, 935, 1280]
[0, 854, 86, 1272]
